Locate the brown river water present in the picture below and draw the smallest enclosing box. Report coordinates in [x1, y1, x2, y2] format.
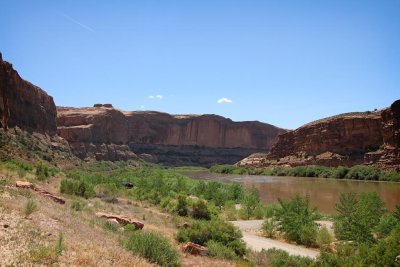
[182, 171, 400, 214]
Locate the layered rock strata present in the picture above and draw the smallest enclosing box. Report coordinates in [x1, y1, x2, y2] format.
[0, 53, 57, 134]
[239, 101, 400, 170]
[57, 106, 286, 165]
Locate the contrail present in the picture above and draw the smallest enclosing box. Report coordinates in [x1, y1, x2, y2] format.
[63, 14, 95, 33]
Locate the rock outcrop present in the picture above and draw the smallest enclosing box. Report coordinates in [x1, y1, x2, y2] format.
[0, 53, 57, 134]
[95, 212, 144, 229]
[239, 105, 399, 169]
[365, 100, 400, 170]
[16, 180, 66, 204]
[240, 101, 400, 170]
[57, 105, 286, 165]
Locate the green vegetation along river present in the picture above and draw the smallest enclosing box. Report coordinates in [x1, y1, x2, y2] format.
[182, 171, 400, 213]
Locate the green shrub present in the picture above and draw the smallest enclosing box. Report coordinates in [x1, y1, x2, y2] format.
[334, 192, 386, 243]
[241, 187, 260, 220]
[253, 204, 267, 219]
[332, 166, 349, 179]
[24, 199, 38, 217]
[176, 195, 188, 216]
[345, 165, 381, 180]
[103, 221, 119, 233]
[374, 214, 399, 238]
[316, 226, 400, 266]
[316, 226, 333, 249]
[60, 179, 95, 199]
[176, 218, 246, 257]
[262, 219, 278, 238]
[206, 240, 237, 260]
[299, 223, 317, 247]
[55, 232, 65, 255]
[275, 195, 319, 246]
[124, 231, 180, 267]
[36, 162, 50, 181]
[263, 248, 314, 267]
[191, 199, 211, 220]
[70, 200, 85, 211]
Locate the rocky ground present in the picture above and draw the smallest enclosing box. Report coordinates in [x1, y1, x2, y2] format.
[0, 168, 234, 267]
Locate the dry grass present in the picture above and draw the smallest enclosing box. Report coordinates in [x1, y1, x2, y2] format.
[0, 167, 235, 267]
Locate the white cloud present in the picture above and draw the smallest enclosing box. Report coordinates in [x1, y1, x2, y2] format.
[140, 105, 145, 109]
[217, 97, 233, 104]
[148, 95, 163, 100]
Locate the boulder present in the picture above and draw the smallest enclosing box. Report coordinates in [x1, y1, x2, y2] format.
[95, 212, 144, 229]
[16, 181, 65, 204]
[180, 242, 208, 256]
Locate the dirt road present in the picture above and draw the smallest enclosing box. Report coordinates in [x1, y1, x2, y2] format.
[230, 220, 320, 259]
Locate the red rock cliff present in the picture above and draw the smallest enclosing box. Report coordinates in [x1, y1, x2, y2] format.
[239, 110, 388, 168]
[364, 100, 400, 170]
[57, 106, 286, 165]
[0, 53, 57, 134]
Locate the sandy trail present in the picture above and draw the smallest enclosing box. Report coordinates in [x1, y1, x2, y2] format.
[230, 220, 320, 259]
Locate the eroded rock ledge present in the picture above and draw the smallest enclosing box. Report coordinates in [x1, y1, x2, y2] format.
[239, 100, 400, 171]
[57, 105, 286, 166]
[0, 53, 57, 134]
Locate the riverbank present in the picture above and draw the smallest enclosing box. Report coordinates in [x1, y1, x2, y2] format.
[210, 164, 400, 182]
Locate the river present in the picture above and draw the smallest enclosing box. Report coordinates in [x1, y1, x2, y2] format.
[182, 171, 400, 213]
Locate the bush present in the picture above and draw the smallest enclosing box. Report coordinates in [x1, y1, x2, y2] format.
[24, 199, 38, 217]
[191, 199, 211, 220]
[70, 200, 85, 211]
[274, 195, 319, 246]
[316, 226, 333, 249]
[176, 219, 246, 256]
[36, 162, 50, 180]
[262, 219, 278, 238]
[316, 226, 400, 266]
[176, 195, 188, 216]
[374, 214, 399, 238]
[241, 187, 260, 220]
[345, 165, 381, 180]
[60, 179, 95, 199]
[124, 231, 180, 267]
[103, 221, 119, 233]
[263, 248, 314, 267]
[55, 232, 65, 255]
[334, 192, 386, 243]
[299, 223, 318, 247]
[206, 240, 237, 260]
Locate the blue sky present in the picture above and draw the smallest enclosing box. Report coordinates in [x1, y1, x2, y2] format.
[0, 1, 399, 129]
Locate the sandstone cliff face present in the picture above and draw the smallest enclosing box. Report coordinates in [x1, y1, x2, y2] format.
[0, 53, 57, 134]
[57, 106, 286, 165]
[365, 100, 400, 171]
[239, 110, 388, 168]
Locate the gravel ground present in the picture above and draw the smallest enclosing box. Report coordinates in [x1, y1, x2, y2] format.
[230, 220, 320, 259]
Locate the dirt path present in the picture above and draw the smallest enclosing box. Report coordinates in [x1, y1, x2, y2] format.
[230, 220, 320, 259]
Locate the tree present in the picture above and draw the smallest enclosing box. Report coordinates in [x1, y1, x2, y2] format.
[274, 195, 319, 246]
[334, 192, 386, 243]
[241, 187, 260, 220]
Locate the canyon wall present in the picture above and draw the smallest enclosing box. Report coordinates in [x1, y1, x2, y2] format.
[239, 101, 400, 171]
[57, 106, 286, 165]
[0, 53, 57, 134]
[364, 100, 400, 170]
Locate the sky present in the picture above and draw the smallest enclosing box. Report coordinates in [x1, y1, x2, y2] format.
[0, 1, 399, 129]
